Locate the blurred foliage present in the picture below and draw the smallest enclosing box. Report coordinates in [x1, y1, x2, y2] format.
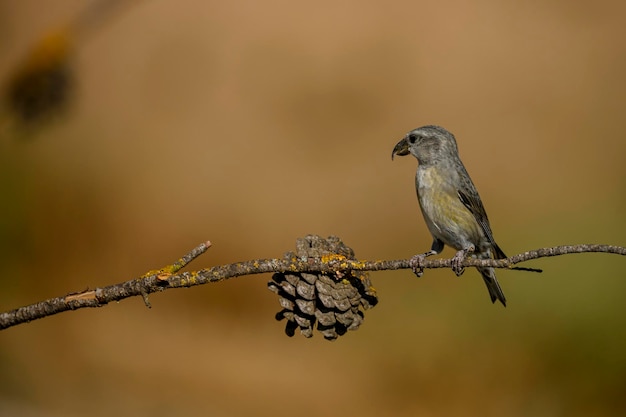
[0, 1, 625, 416]
[3, 27, 74, 127]
[0, 0, 137, 134]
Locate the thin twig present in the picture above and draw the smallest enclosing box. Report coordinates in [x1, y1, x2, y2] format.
[0, 243, 623, 331]
[170, 240, 212, 272]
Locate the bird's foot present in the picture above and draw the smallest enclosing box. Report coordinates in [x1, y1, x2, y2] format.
[451, 245, 475, 276]
[409, 254, 427, 277]
[409, 250, 436, 277]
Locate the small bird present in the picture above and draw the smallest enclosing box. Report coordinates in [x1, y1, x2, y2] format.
[391, 125, 537, 306]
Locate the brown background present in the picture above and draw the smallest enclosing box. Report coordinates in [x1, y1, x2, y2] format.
[1, 0, 625, 416]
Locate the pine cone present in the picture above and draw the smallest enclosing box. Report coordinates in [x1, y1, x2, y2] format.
[268, 235, 378, 340]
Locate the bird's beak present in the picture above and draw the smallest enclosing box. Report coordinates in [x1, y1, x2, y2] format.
[391, 137, 410, 160]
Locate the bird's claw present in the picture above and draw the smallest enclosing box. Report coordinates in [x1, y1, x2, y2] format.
[409, 254, 427, 277]
[451, 252, 465, 276]
[452, 246, 474, 276]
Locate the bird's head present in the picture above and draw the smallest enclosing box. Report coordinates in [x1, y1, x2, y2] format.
[391, 125, 459, 165]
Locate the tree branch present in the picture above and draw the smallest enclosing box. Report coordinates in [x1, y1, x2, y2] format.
[0, 241, 624, 331]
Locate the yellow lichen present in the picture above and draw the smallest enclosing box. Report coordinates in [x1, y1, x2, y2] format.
[185, 272, 198, 285]
[320, 254, 347, 263]
[140, 269, 164, 279]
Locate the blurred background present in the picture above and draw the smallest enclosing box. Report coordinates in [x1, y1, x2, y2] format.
[0, 0, 625, 415]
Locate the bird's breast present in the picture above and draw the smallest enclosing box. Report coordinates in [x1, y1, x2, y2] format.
[415, 166, 482, 249]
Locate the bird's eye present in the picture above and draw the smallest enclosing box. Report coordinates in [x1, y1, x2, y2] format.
[408, 134, 417, 144]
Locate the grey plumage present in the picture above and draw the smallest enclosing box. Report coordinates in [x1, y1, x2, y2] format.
[392, 125, 508, 306]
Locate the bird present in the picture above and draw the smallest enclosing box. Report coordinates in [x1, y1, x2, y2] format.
[391, 125, 538, 306]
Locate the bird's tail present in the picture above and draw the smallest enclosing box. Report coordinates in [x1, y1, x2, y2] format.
[478, 267, 507, 307]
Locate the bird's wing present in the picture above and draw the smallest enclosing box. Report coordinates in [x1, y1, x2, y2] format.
[456, 174, 508, 259]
